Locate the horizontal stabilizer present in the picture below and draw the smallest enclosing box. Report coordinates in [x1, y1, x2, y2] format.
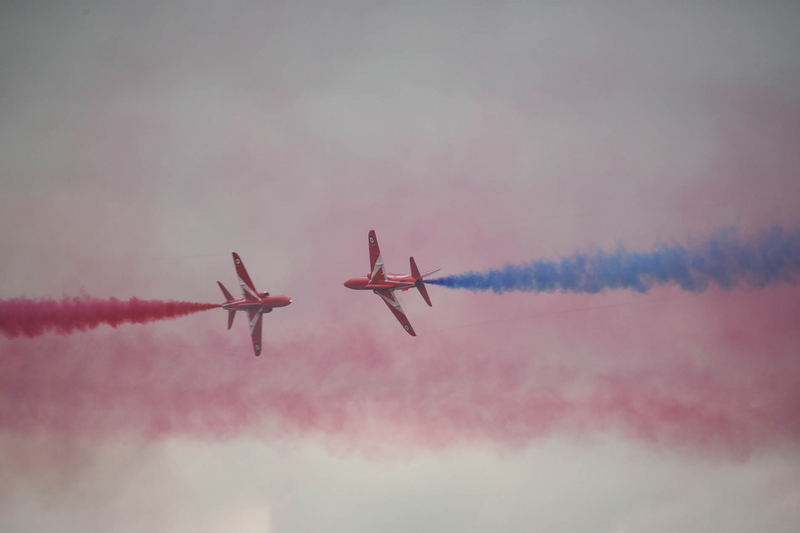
[410, 256, 433, 307]
[217, 281, 235, 302]
[410, 256, 422, 279]
[227, 310, 236, 330]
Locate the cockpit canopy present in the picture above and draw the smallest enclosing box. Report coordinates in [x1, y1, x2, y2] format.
[259, 291, 269, 298]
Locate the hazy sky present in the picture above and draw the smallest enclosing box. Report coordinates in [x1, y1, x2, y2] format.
[2, 2, 800, 532]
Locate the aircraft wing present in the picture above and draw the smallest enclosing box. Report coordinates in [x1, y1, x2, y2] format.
[247, 307, 264, 356]
[368, 230, 385, 283]
[374, 289, 416, 336]
[233, 252, 261, 302]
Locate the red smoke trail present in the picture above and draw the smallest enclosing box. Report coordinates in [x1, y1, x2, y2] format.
[1, 287, 799, 458]
[0, 296, 219, 338]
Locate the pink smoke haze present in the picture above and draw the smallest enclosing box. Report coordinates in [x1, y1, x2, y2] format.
[0, 297, 218, 338]
[1, 283, 798, 459]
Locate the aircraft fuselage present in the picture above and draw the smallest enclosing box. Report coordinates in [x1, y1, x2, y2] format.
[344, 274, 417, 291]
[221, 295, 292, 311]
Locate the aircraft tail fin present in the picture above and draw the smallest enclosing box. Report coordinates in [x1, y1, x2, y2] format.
[217, 281, 235, 302]
[410, 256, 433, 307]
[227, 310, 236, 330]
[421, 268, 441, 278]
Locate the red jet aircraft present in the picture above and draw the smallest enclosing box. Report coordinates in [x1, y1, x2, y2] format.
[344, 230, 439, 335]
[217, 252, 292, 356]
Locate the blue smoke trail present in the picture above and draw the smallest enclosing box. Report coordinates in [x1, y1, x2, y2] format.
[427, 226, 800, 294]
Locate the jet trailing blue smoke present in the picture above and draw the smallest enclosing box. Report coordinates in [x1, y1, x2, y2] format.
[427, 226, 800, 294]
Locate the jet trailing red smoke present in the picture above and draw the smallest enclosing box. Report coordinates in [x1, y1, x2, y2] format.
[0, 296, 218, 338]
